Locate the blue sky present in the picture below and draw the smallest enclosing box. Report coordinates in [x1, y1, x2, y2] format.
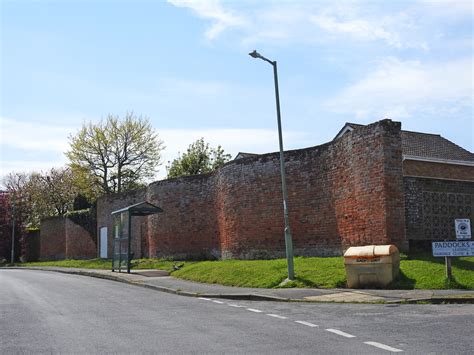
[1, 0, 472, 181]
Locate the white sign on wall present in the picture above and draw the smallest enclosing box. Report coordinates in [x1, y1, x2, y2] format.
[455, 219, 471, 240]
[432, 241, 474, 257]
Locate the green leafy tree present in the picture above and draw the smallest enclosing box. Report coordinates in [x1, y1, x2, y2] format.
[167, 138, 231, 178]
[66, 112, 164, 194]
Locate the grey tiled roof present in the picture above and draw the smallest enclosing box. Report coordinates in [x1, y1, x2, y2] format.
[242, 122, 474, 163]
[336, 122, 473, 162]
[234, 152, 260, 160]
[401, 131, 474, 162]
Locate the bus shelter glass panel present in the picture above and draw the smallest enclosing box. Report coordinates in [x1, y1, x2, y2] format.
[112, 211, 130, 272]
[111, 201, 163, 273]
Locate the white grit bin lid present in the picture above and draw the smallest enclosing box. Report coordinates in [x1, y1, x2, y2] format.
[344, 245, 399, 258]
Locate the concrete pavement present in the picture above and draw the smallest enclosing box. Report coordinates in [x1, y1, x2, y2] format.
[5, 266, 474, 303]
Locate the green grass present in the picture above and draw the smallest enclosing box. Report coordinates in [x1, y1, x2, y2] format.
[173, 254, 473, 289]
[19, 259, 112, 269]
[392, 253, 474, 290]
[131, 258, 189, 272]
[16, 253, 474, 290]
[18, 258, 181, 272]
[172, 257, 347, 288]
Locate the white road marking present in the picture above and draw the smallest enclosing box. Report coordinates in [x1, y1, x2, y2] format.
[212, 300, 225, 304]
[325, 329, 356, 338]
[364, 342, 403, 352]
[228, 304, 245, 308]
[267, 314, 288, 319]
[198, 297, 211, 301]
[246, 308, 263, 313]
[295, 321, 318, 327]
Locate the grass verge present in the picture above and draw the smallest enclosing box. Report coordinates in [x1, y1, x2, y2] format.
[172, 257, 346, 288]
[15, 253, 474, 290]
[391, 253, 473, 290]
[18, 258, 181, 273]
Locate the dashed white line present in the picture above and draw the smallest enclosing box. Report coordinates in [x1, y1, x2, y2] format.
[325, 329, 356, 338]
[295, 321, 318, 327]
[267, 314, 288, 319]
[201, 299, 404, 352]
[364, 341, 403, 352]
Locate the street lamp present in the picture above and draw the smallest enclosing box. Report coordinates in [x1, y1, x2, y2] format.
[249, 50, 295, 281]
[11, 200, 15, 264]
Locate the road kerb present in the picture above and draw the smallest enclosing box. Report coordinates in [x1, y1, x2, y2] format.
[4, 267, 474, 304]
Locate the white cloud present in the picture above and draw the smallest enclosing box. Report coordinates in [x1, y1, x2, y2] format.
[417, 0, 473, 18]
[0, 116, 73, 177]
[0, 116, 73, 153]
[0, 116, 313, 180]
[168, 0, 429, 49]
[310, 14, 403, 48]
[325, 57, 473, 120]
[167, 0, 247, 40]
[0, 159, 68, 178]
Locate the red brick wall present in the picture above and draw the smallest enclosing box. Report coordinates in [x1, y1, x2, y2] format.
[96, 119, 407, 259]
[40, 216, 97, 260]
[40, 217, 66, 260]
[147, 176, 220, 259]
[96, 188, 147, 258]
[65, 219, 97, 259]
[21, 229, 40, 262]
[214, 119, 407, 258]
[0, 192, 10, 260]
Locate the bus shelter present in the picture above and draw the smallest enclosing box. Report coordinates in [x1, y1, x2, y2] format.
[111, 201, 163, 273]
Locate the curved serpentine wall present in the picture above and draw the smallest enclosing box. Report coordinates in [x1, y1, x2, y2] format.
[97, 119, 407, 260]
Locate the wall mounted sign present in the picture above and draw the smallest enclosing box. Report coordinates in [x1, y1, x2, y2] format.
[455, 219, 471, 240]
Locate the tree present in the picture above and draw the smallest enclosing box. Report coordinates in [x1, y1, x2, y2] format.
[2, 168, 79, 228]
[32, 167, 79, 216]
[2, 172, 33, 226]
[66, 113, 164, 194]
[167, 138, 231, 178]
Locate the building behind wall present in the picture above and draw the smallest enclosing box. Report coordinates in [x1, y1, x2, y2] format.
[401, 131, 474, 249]
[336, 122, 474, 250]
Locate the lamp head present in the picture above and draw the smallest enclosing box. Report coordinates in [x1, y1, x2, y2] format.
[249, 50, 261, 59]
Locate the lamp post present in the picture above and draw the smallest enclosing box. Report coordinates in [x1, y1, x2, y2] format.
[11, 200, 15, 264]
[249, 50, 295, 281]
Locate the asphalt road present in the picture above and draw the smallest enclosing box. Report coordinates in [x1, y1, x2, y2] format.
[1, 269, 473, 354]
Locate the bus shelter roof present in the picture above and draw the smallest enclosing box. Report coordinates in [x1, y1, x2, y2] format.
[111, 201, 163, 216]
